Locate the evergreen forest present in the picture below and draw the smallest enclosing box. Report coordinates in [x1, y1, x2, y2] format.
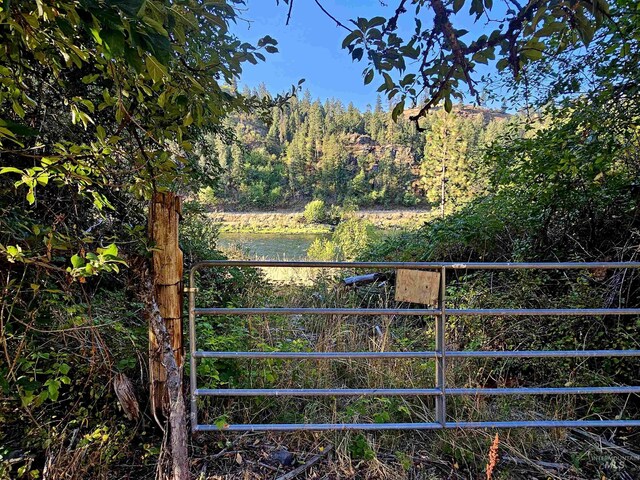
[205, 90, 510, 211]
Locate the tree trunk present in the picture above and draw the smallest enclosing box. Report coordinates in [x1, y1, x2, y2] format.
[144, 273, 189, 480]
[146, 191, 188, 479]
[148, 192, 184, 414]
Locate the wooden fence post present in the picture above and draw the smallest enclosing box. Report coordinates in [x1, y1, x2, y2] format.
[148, 191, 184, 415]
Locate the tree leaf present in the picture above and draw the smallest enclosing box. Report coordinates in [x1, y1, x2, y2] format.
[0, 167, 23, 175]
[102, 28, 125, 57]
[342, 30, 361, 49]
[391, 99, 405, 122]
[368, 16, 385, 28]
[444, 97, 453, 113]
[47, 379, 60, 402]
[0, 118, 37, 136]
[364, 69, 374, 85]
[496, 58, 509, 71]
[521, 48, 543, 61]
[99, 243, 118, 257]
[71, 254, 85, 268]
[145, 55, 168, 83]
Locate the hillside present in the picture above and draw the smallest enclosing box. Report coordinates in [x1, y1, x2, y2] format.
[403, 104, 511, 122]
[201, 92, 512, 211]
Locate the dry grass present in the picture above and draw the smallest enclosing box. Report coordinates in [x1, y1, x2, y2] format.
[258, 266, 323, 286]
[190, 426, 640, 479]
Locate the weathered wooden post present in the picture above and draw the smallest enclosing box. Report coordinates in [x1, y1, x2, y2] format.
[148, 191, 184, 414]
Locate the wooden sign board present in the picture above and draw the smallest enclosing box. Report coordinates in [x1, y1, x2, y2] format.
[395, 269, 441, 306]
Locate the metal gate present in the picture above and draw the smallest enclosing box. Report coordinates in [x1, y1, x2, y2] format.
[188, 260, 640, 432]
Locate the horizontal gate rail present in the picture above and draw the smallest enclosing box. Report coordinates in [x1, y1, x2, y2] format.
[191, 260, 640, 270]
[195, 388, 442, 396]
[195, 307, 440, 316]
[194, 420, 640, 432]
[188, 260, 640, 432]
[195, 386, 640, 397]
[194, 350, 640, 359]
[195, 307, 640, 316]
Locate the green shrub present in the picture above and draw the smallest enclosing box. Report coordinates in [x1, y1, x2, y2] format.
[333, 217, 380, 260]
[326, 204, 343, 225]
[401, 191, 420, 206]
[307, 238, 341, 261]
[180, 200, 221, 265]
[303, 199, 327, 224]
[196, 186, 219, 206]
[307, 217, 379, 261]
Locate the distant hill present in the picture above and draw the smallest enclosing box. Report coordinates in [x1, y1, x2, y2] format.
[204, 91, 514, 210]
[403, 104, 511, 123]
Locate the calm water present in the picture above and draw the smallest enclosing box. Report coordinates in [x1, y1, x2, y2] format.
[217, 233, 328, 260]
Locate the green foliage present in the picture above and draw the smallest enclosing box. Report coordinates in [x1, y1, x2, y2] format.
[0, 276, 156, 477]
[362, 4, 640, 392]
[303, 200, 327, 224]
[181, 3, 640, 476]
[180, 200, 222, 266]
[197, 186, 220, 207]
[0, 0, 282, 200]
[334, 217, 380, 261]
[0, 0, 293, 275]
[307, 217, 379, 261]
[420, 109, 489, 213]
[0, 0, 638, 477]
[349, 434, 376, 461]
[306, 237, 342, 261]
[67, 244, 127, 280]
[360, 2, 640, 402]
[204, 91, 509, 209]
[0, 0, 290, 476]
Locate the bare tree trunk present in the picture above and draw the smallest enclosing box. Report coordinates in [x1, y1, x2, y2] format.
[148, 192, 184, 414]
[440, 154, 446, 219]
[144, 191, 187, 479]
[144, 273, 189, 480]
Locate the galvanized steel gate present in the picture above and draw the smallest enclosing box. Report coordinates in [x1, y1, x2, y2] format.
[188, 261, 640, 432]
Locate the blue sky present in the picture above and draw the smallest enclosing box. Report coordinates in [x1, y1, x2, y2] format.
[233, 1, 386, 109]
[233, 1, 503, 110]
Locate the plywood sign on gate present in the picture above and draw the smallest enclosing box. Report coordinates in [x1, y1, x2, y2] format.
[395, 269, 441, 306]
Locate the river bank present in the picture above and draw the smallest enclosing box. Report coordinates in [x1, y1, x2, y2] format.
[210, 208, 435, 234]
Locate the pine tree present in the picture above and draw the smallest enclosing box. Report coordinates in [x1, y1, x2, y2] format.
[420, 110, 484, 214]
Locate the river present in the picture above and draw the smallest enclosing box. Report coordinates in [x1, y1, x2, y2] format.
[217, 232, 328, 260]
